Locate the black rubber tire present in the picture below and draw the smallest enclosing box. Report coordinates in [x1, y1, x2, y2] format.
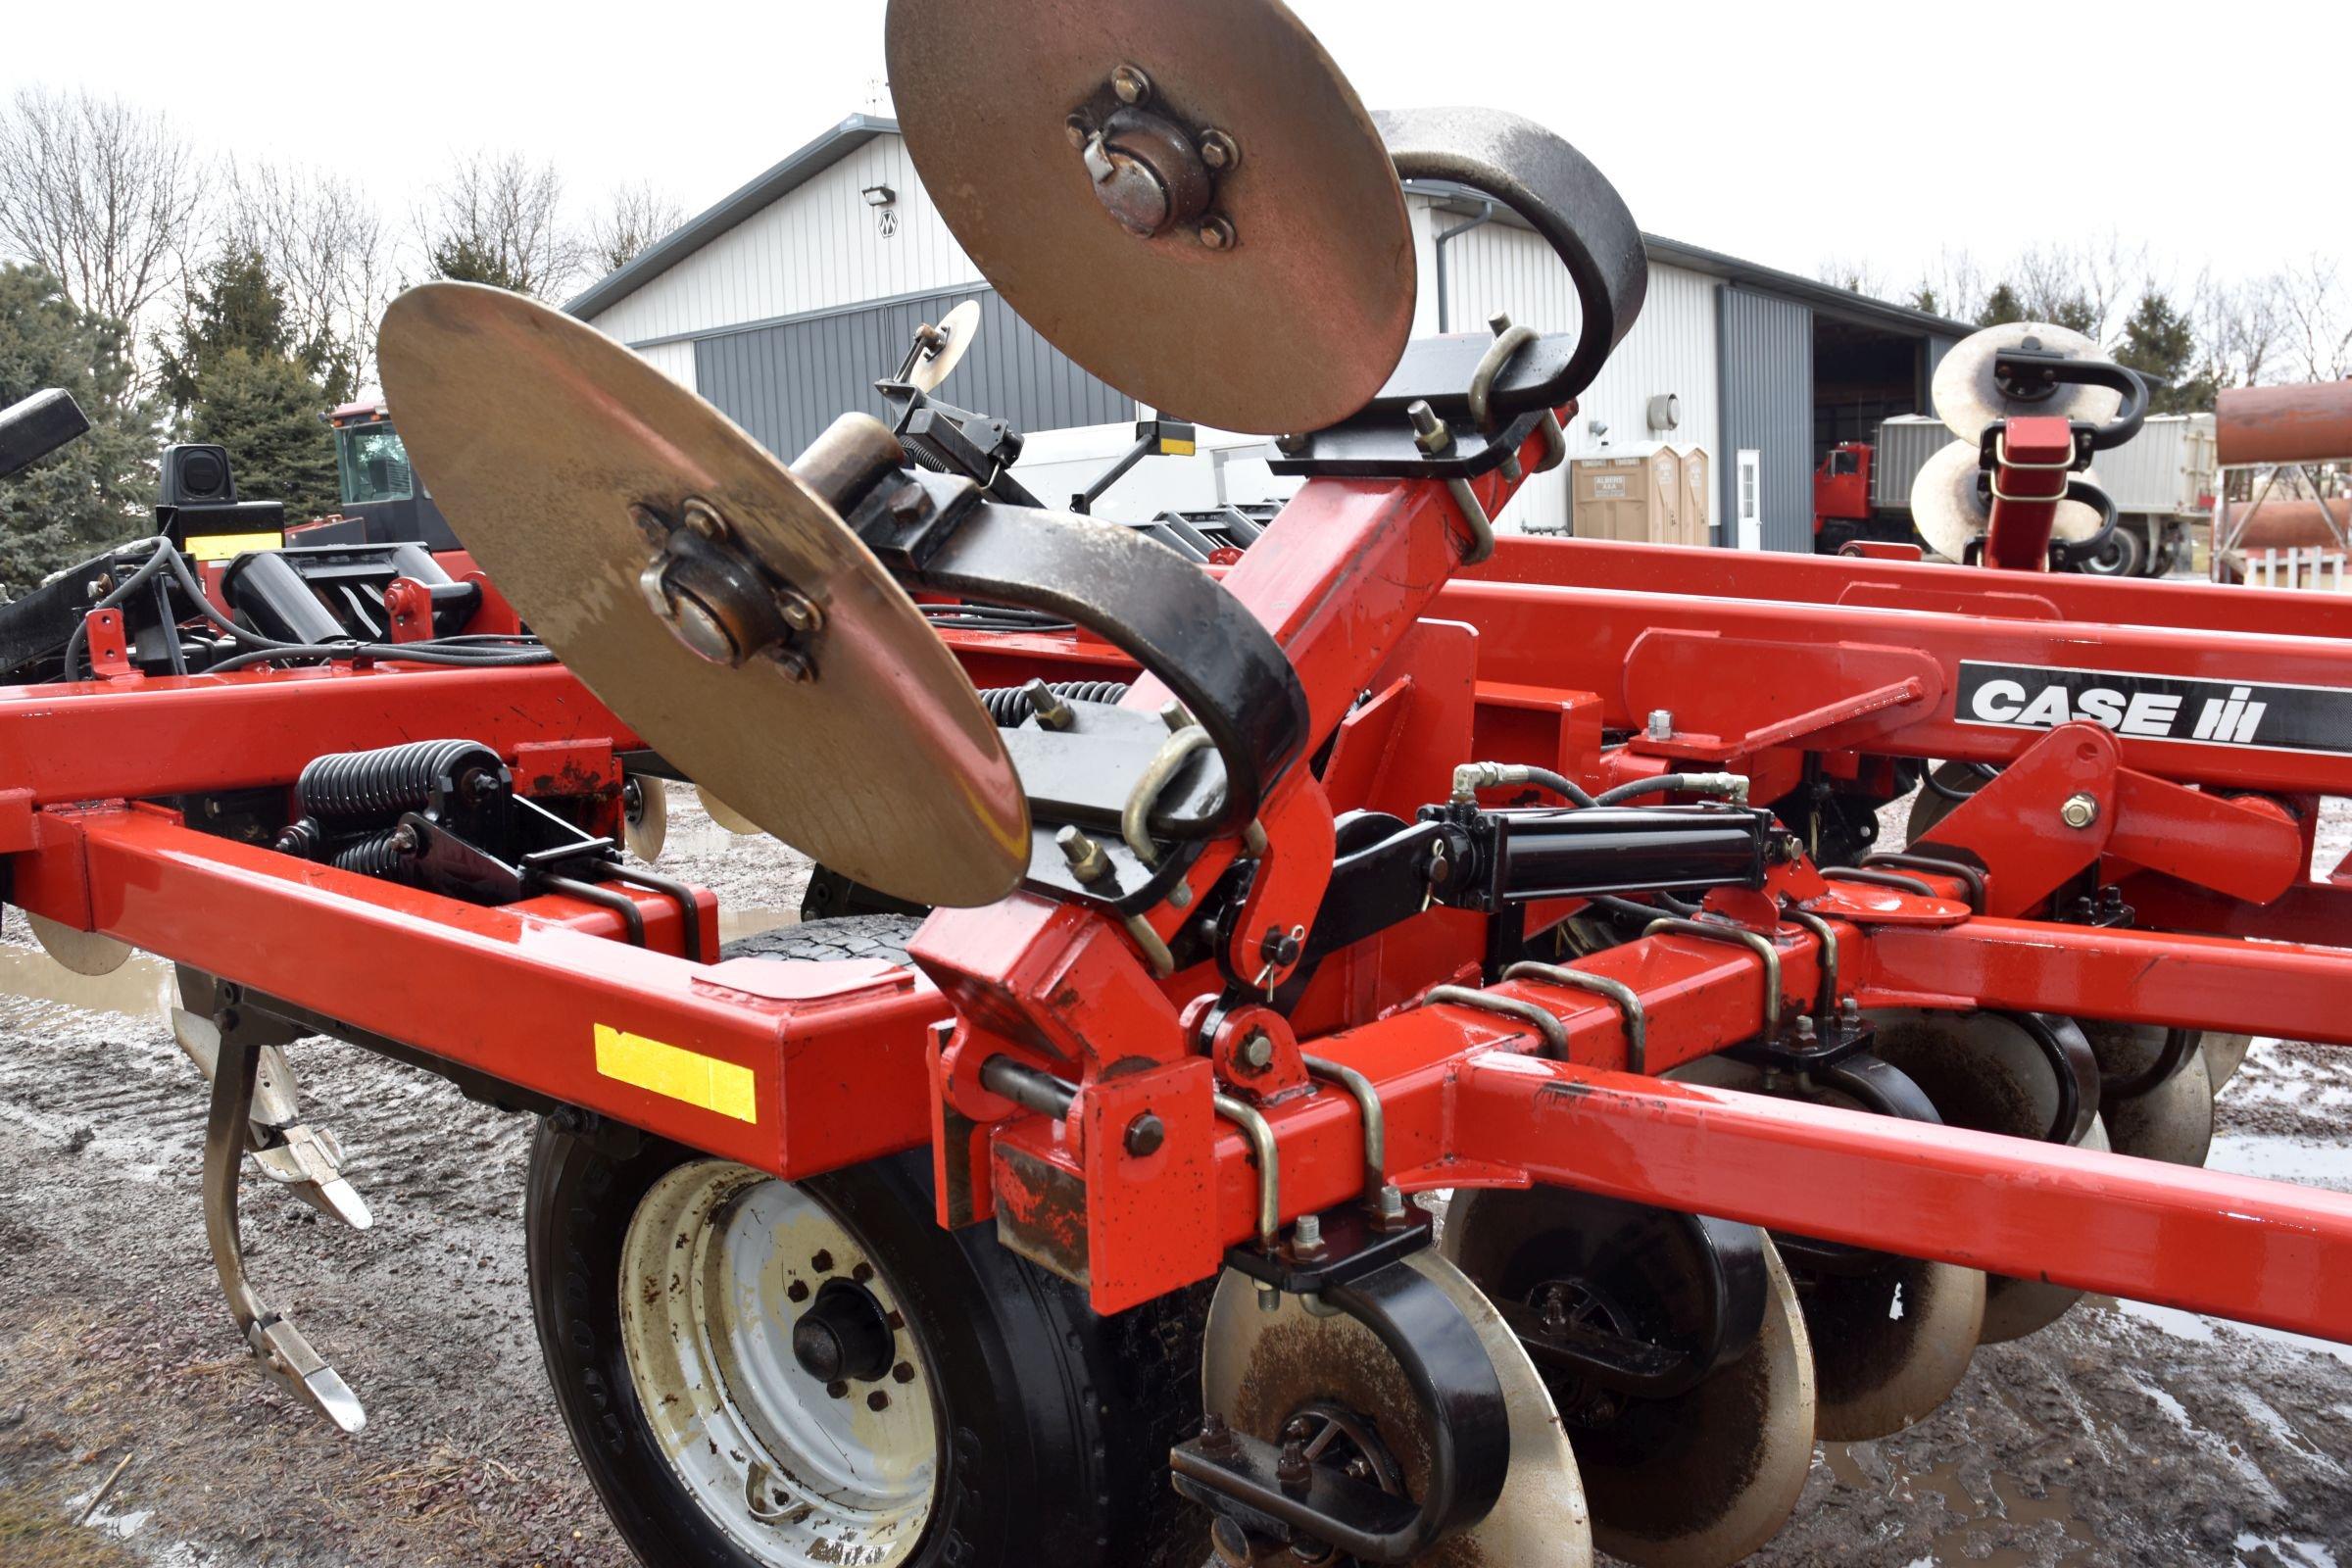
[2077, 523, 2144, 577]
[721, 910, 924, 965]
[526, 927, 1207, 1568]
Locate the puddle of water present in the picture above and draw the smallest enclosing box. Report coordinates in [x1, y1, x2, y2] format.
[1820, 1446, 2103, 1566]
[2208, 1132, 2352, 1193]
[2101, 1296, 2352, 1369]
[2237, 1533, 2342, 1568]
[0, 942, 175, 1023]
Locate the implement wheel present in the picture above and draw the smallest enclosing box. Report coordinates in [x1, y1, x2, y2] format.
[524, 917, 1206, 1568]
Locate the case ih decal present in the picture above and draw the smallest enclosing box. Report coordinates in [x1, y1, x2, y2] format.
[1957, 660, 2352, 756]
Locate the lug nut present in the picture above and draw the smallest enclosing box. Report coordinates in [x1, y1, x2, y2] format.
[811, 1250, 835, 1274]
[1123, 1111, 1166, 1157]
[852, 1261, 873, 1284]
[893, 1361, 916, 1384]
[826, 1379, 850, 1399]
[867, 1390, 891, 1411]
[786, 1280, 810, 1304]
[2061, 792, 2100, 830]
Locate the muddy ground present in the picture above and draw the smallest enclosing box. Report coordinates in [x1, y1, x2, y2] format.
[0, 788, 2345, 1568]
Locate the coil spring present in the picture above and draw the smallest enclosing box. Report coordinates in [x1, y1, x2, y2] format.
[296, 738, 503, 821]
[328, 826, 416, 879]
[976, 681, 1132, 727]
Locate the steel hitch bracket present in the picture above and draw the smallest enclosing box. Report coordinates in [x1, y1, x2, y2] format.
[1171, 1255, 1510, 1564]
[201, 1007, 367, 1434]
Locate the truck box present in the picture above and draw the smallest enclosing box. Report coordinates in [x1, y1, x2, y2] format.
[1870, 413, 2214, 519]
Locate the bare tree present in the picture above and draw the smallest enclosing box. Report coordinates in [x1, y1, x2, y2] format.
[585, 179, 684, 277]
[2193, 271, 2287, 389]
[2278, 256, 2352, 382]
[414, 151, 583, 298]
[0, 86, 204, 349]
[1816, 257, 1890, 299]
[219, 159, 393, 390]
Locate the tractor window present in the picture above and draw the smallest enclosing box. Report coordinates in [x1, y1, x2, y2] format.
[336, 423, 415, 507]
[1829, 450, 1860, 476]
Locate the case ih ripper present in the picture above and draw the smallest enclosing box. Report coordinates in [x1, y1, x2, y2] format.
[5, 4, 2352, 1564]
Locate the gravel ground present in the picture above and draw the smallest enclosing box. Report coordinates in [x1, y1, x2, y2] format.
[0, 787, 2346, 1567]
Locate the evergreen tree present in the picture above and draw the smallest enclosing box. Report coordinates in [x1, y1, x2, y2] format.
[186, 348, 339, 520]
[2115, 289, 2215, 414]
[162, 248, 353, 412]
[0, 263, 158, 592]
[1911, 284, 1942, 316]
[1978, 283, 2027, 326]
[429, 235, 532, 293]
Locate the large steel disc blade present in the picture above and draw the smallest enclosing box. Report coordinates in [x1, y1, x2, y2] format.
[25, 911, 131, 976]
[1873, 1009, 2095, 1343]
[2084, 1020, 2217, 1167]
[622, 776, 668, 862]
[1202, 1251, 1592, 1568]
[1909, 439, 2105, 562]
[1931, 320, 2123, 444]
[1443, 1190, 1815, 1568]
[886, 0, 1415, 434]
[2200, 1031, 2254, 1088]
[376, 282, 1028, 908]
[1667, 1054, 1983, 1442]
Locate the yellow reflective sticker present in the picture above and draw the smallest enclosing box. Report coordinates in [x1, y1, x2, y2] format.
[184, 531, 286, 562]
[1158, 438, 1198, 456]
[594, 1023, 759, 1123]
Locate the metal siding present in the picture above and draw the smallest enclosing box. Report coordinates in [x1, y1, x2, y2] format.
[693, 285, 1134, 462]
[1718, 285, 1814, 553]
[593, 138, 977, 346]
[1403, 197, 1720, 536]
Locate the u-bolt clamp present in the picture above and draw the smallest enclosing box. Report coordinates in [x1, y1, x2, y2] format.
[1642, 915, 1784, 1039]
[1298, 1054, 1393, 1210]
[1777, 906, 1839, 1031]
[1423, 984, 1569, 1060]
[1213, 1093, 1281, 1251]
[1500, 961, 1646, 1075]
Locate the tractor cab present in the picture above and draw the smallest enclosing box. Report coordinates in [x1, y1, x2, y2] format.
[295, 399, 461, 550]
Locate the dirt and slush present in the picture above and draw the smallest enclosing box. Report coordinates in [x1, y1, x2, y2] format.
[0, 789, 2345, 1567]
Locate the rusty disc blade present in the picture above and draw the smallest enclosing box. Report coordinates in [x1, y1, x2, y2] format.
[376, 282, 1028, 908]
[886, 0, 1415, 435]
[1931, 321, 2123, 445]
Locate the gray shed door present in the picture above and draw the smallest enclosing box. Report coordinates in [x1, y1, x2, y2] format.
[1716, 286, 1814, 554]
[694, 285, 1138, 462]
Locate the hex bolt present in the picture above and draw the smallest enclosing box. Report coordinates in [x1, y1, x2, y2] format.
[1198, 128, 1240, 171]
[1025, 678, 1075, 730]
[1377, 1185, 1407, 1222]
[786, 1279, 810, 1304]
[1408, 398, 1451, 456]
[774, 589, 824, 635]
[1123, 1111, 1166, 1157]
[1198, 215, 1237, 251]
[1276, 1436, 1312, 1494]
[1793, 1015, 1818, 1044]
[1110, 64, 1152, 105]
[1646, 708, 1675, 742]
[1063, 112, 1093, 149]
[892, 1361, 916, 1384]
[1056, 825, 1113, 885]
[810, 1249, 835, 1274]
[2061, 792, 2100, 830]
[867, 1390, 891, 1411]
[826, 1379, 850, 1399]
[1199, 1411, 1237, 1454]
[1238, 1029, 1276, 1073]
[1292, 1212, 1325, 1257]
[852, 1261, 873, 1284]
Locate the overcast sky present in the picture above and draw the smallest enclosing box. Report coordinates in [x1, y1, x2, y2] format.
[9, 0, 2342, 301]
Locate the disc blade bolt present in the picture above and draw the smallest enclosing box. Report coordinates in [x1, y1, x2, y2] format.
[1198, 215, 1237, 251]
[2061, 792, 2100, 829]
[1198, 128, 1240, 170]
[1110, 64, 1152, 105]
[1063, 112, 1093, 148]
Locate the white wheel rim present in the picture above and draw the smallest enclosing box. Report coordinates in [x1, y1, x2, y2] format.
[618, 1161, 939, 1568]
